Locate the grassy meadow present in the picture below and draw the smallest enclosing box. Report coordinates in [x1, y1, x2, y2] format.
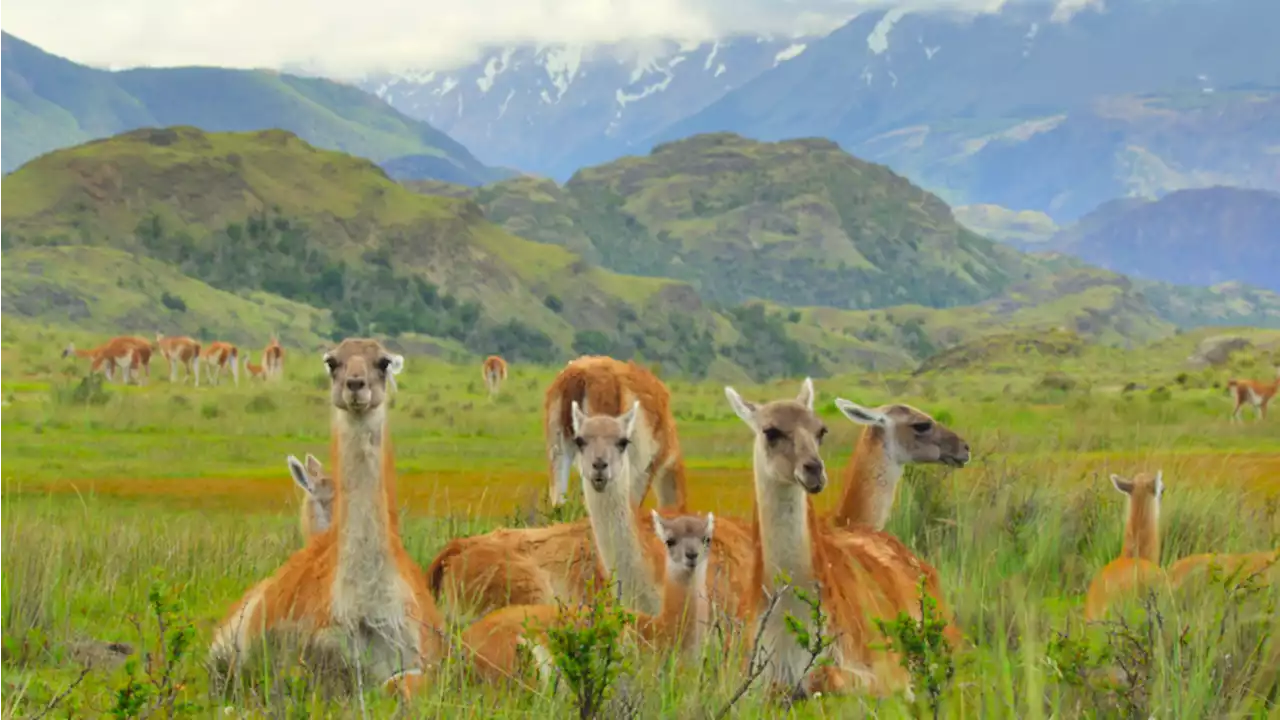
[3, 318, 1279, 718]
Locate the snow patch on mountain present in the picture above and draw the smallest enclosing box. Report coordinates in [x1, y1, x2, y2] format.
[868, 9, 908, 55]
[774, 43, 807, 65]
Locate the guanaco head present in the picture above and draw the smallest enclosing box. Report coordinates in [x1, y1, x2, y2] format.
[651, 510, 715, 576]
[834, 399, 971, 468]
[288, 453, 334, 534]
[61, 342, 76, 358]
[570, 399, 640, 494]
[322, 338, 404, 416]
[724, 378, 829, 494]
[1110, 470, 1164, 562]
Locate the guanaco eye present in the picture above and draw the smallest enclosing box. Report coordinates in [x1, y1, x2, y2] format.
[665, 539, 675, 548]
[763, 427, 785, 443]
[574, 437, 586, 450]
[617, 438, 630, 451]
[816, 426, 829, 443]
[911, 421, 933, 433]
[323, 355, 339, 374]
[375, 356, 393, 372]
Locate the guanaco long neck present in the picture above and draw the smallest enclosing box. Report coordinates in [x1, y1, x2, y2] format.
[1121, 494, 1160, 563]
[331, 406, 402, 620]
[649, 562, 709, 656]
[754, 444, 816, 590]
[833, 426, 902, 530]
[584, 467, 662, 616]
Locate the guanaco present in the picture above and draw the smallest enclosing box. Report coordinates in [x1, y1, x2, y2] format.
[830, 399, 970, 530]
[210, 339, 444, 698]
[482, 355, 508, 399]
[287, 453, 334, 538]
[544, 355, 687, 511]
[461, 510, 715, 686]
[1227, 367, 1279, 422]
[1083, 471, 1169, 621]
[156, 333, 201, 386]
[264, 336, 285, 381]
[62, 337, 147, 384]
[202, 342, 240, 386]
[725, 378, 960, 699]
[244, 354, 267, 381]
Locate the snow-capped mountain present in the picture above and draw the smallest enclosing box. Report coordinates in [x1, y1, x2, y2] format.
[358, 37, 813, 180]
[652, 0, 1280, 220]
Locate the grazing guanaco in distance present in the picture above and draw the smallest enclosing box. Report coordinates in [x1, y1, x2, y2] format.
[264, 336, 285, 381]
[724, 379, 960, 699]
[156, 333, 201, 386]
[118, 336, 154, 383]
[210, 339, 444, 698]
[201, 342, 240, 386]
[829, 400, 971, 530]
[1227, 367, 1279, 422]
[244, 354, 267, 381]
[461, 510, 715, 685]
[1083, 471, 1169, 622]
[62, 337, 148, 384]
[544, 355, 687, 511]
[482, 355, 508, 399]
[287, 453, 334, 538]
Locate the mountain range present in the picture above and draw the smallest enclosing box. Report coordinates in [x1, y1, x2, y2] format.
[1024, 187, 1280, 293]
[0, 32, 508, 185]
[362, 0, 1280, 221]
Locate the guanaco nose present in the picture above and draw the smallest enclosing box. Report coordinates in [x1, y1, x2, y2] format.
[685, 549, 700, 563]
[802, 460, 824, 476]
[346, 377, 367, 392]
[592, 458, 608, 472]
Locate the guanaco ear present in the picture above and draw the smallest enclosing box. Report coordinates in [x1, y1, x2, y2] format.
[571, 400, 587, 436]
[619, 400, 641, 439]
[650, 509, 670, 543]
[835, 398, 888, 427]
[287, 455, 312, 494]
[304, 453, 324, 478]
[705, 512, 716, 541]
[797, 377, 815, 411]
[1110, 474, 1135, 495]
[724, 386, 758, 429]
[1154, 470, 1164, 498]
[387, 353, 405, 375]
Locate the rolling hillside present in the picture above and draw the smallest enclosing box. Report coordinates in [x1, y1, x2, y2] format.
[4, 127, 1277, 382]
[0, 32, 507, 185]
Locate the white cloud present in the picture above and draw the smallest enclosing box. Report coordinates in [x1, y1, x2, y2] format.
[0, 0, 1040, 77]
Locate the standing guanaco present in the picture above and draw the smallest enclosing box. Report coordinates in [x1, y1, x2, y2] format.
[1227, 367, 1279, 422]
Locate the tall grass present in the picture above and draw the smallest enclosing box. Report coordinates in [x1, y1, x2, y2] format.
[2, 326, 1279, 717]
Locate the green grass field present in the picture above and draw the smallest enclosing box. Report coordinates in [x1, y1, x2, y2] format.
[3, 323, 1279, 718]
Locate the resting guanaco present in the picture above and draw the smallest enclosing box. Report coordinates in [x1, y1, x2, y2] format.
[462, 510, 715, 686]
[1083, 471, 1169, 621]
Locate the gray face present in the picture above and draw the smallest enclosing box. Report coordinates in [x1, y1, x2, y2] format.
[322, 338, 403, 415]
[726, 379, 830, 495]
[571, 400, 639, 495]
[651, 511, 715, 575]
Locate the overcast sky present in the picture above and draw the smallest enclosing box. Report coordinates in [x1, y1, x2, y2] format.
[2, 0, 1094, 77]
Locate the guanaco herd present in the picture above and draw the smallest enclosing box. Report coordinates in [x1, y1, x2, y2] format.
[201, 341, 1278, 705]
[61, 333, 285, 387]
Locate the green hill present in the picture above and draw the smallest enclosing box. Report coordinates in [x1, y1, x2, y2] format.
[0, 127, 789, 379]
[455, 133, 1044, 310]
[0, 32, 505, 185]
